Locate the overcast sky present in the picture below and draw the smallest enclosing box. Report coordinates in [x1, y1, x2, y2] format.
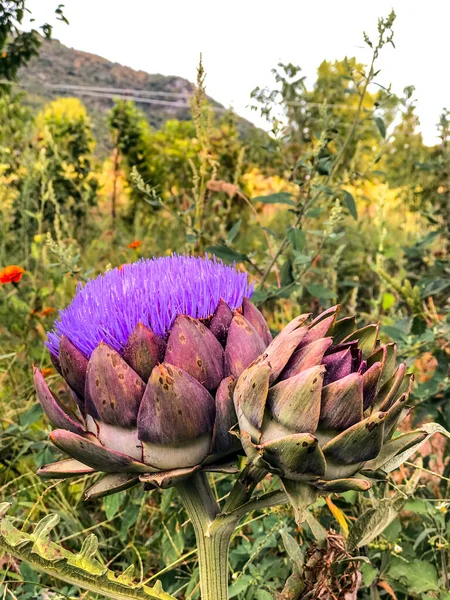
[24, 0, 450, 145]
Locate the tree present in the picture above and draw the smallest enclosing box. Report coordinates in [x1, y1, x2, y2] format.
[33, 97, 98, 233]
[0, 1, 67, 84]
[108, 99, 155, 223]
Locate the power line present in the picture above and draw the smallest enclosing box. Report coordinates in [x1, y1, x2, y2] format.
[33, 82, 191, 98]
[1, 79, 228, 111]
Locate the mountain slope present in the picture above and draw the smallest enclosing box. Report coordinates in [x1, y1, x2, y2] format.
[18, 38, 252, 151]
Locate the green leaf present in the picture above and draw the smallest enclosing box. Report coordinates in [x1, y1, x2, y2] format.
[255, 591, 273, 600]
[360, 562, 378, 587]
[306, 284, 335, 299]
[19, 404, 43, 427]
[250, 290, 270, 305]
[382, 423, 450, 473]
[343, 190, 357, 220]
[280, 529, 304, 568]
[317, 157, 332, 175]
[421, 278, 450, 297]
[252, 192, 297, 206]
[293, 252, 311, 265]
[280, 259, 294, 286]
[382, 292, 395, 311]
[305, 207, 324, 218]
[374, 116, 386, 138]
[103, 492, 124, 519]
[387, 558, 440, 594]
[227, 219, 242, 243]
[228, 575, 253, 597]
[347, 498, 400, 550]
[287, 227, 306, 251]
[205, 245, 249, 264]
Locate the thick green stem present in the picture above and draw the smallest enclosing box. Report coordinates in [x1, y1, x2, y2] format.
[176, 473, 235, 600]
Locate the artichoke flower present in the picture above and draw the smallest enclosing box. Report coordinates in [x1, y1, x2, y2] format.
[35, 255, 273, 498]
[234, 305, 426, 502]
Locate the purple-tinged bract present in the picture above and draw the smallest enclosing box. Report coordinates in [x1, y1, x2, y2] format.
[47, 254, 253, 359]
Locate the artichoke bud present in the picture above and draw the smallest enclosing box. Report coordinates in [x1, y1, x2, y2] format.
[234, 306, 421, 505]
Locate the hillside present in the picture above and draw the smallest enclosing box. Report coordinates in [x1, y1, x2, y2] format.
[18, 38, 253, 152]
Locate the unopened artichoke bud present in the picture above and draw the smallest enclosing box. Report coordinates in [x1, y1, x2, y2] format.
[234, 305, 423, 513]
[36, 255, 273, 498]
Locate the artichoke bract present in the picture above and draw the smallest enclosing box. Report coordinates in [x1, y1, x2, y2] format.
[35, 255, 273, 498]
[234, 305, 424, 503]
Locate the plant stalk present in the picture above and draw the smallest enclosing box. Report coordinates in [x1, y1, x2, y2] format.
[176, 472, 235, 600]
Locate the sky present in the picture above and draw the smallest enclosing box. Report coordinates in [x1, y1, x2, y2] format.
[24, 0, 450, 145]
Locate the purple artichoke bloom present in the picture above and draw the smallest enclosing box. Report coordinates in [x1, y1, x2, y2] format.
[35, 255, 273, 498]
[234, 305, 424, 495]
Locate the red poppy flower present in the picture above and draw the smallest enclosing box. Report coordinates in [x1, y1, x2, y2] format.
[0, 265, 25, 284]
[128, 240, 142, 249]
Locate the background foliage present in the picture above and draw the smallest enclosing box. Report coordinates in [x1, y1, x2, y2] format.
[0, 7, 449, 599]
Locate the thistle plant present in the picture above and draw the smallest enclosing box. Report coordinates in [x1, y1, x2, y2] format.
[6, 254, 440, 599]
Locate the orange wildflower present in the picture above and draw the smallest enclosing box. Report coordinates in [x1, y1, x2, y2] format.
[41, 307, 56, 317]
[128, 240, 142, 249]
[0, 265, 25, 284]
[41, 368, 54, 378]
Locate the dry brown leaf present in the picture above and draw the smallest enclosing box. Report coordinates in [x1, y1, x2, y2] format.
[206, 179, 238, 198]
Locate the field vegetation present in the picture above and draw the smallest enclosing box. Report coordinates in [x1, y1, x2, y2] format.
[0, 4, 449, 599]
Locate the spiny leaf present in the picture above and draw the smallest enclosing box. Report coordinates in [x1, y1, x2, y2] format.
[0, 506, 175, 600]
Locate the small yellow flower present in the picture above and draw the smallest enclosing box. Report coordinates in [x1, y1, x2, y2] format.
[436, 502, 448, 514]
